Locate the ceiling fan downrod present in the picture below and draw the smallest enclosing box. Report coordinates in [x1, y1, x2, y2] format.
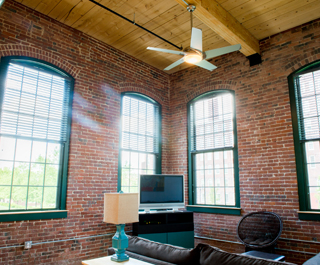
[186, 5, 196, 29]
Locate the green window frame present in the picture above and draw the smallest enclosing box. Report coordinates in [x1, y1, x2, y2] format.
[187, 90, 240, 215]
[288, 60, 320, 220]
[118, 92, 161, 193]
[0, 56, 74, 222]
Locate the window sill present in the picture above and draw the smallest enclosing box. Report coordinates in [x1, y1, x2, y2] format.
[186, 205, 241, 215]
[0, 210, 68, 222]
[298, 211, 320, 221]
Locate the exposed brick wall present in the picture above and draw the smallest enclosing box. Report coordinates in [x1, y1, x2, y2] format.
[1, 0, 320, 264]
[0, 1, 169, 264]
[169, 18, 320, 265]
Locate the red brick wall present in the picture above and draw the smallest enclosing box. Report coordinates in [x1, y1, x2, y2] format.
[1, 0, 320, 264]
[0, 1, 170, 264]
[169, 18, 320, 265]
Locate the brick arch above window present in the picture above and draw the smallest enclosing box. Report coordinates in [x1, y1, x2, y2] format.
[283, 52, 320, 75]
[118, 82, 165, 106]
[0, 44, 81, 78]
[185, 81, 238, 103]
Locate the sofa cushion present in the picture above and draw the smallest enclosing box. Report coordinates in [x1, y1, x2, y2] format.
[303, 253, 320, 265]
[198, 244, 296, 265]
[127, 235, 200, 265]
[108, 247, 176, 265]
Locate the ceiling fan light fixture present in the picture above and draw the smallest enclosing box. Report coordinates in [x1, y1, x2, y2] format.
[184, 54, 202, 64]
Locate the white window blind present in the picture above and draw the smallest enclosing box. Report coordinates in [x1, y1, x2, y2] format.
[1, 63, 70, 142]
[121, 95, 159, 153]
[295, 70, 320, 141]
[190, 93, 234, 151]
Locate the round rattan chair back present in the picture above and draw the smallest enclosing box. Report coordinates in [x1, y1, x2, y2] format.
[237, 211, 283, 251]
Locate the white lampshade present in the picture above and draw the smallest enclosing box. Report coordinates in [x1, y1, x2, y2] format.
[103, 193, 139, 224]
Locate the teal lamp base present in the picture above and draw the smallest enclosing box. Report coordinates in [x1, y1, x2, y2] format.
[111, 224, 129, 262]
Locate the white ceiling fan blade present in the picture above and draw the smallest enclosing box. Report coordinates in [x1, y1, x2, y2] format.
[147, 47, 185, 56]
[194, 60, 217, 71]
[164, 58, 185, 71]
[190, 27, 202, 52]
[205, 44, 241, 60]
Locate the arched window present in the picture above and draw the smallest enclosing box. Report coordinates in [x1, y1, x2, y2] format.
[119, 93, 161, 192]
[288, 61, 320, 220]
[187, 90, 240, 215]
[0, 57, 73, 221]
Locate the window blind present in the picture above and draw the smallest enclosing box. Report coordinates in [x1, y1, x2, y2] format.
[190, 93, 234, 152]
[121, 95, 159, 153]
[0, 63, 70, 142]
[295, 69, 320, 141]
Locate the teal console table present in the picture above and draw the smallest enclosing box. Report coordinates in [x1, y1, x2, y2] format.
[132, 211, 194, 248]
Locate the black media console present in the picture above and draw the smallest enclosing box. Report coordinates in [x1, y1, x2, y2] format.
[132, 211, 194, 248]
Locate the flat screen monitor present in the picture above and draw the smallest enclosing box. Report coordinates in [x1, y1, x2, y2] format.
[139, 174, 185, 212]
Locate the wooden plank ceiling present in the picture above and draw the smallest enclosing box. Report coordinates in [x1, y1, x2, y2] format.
[15, 0, 320, 73]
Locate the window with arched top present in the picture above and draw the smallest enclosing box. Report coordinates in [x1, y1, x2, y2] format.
[0, 57, 74, 221]
[187, 90, 240, 215]
[119, 92, 161, 193]
[288, 60, 320, 220]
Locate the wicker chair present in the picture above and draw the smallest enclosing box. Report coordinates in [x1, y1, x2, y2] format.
[237, 211, 283, 253]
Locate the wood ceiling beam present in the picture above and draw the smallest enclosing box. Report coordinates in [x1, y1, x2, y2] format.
[174, 0, 260, 56]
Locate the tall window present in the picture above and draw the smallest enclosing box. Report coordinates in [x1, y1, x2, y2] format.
[187, 90, 240, 214]
[0, 57, 73, 221]
[119, 93, 161, 193]
[289, 61, 320, 219]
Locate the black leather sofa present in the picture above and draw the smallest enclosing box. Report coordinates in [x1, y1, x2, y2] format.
[108, 236, 320, 265]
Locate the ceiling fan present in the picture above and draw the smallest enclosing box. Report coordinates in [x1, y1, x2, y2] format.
[147, 5, 241, 71]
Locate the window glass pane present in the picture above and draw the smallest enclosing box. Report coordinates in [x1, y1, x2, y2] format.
[130, 169, 139, 189]
[204, 170, 214, 186]
[0, 186, 10, 210]
[205, 188, 214, 204]
[215, 187, 225, 205]
[196, 188, 205, 204]
[43, 187, 57, 208]
[0, 137, 16, 160]
[130, 187, 138, 193]
[31, 141, 47, 163]
[130, 152, 138, 169]
[225, 168, 234, 186]
[29, 163, 45, 185]
[139, 153, 147, 170]
[12, 162, 29, 185]
[309, 187, 320, 210]
[225, 187, 235, 205]
[121, 169, 130, 187]
[204, 153, 213, 169]
[147, 154, 154, 170]
[0, 161, 13, 185]
[196, 170, 204, 187]
[27, 187, 43, 209]
[196, 153, 204, 170]
[45, 164, 59, 186]
[11, 186, 27, 210]
[47, 143, 60, 164]
[122, 151, 130, 168]
[15, 139, 32, 162]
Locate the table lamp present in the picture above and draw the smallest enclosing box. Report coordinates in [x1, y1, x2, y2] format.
[104, 192, 139, 262]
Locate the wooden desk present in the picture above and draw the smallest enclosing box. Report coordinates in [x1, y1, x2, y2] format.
[82, 256, 153, 265]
